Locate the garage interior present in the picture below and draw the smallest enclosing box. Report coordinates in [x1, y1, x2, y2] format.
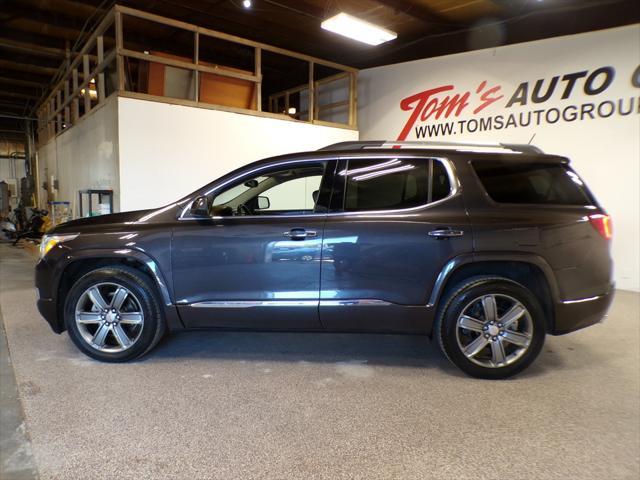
[1, 1, 639, 479]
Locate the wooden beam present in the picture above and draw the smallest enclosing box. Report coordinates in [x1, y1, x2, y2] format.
[374, 0, 458, 25]
[115, 5, 357, 73]
[82, 54, 91, 114]
[35, 8, 114, 114]
[0, 59, 58, 76]
[254, 47, 262, 111]
[349, 71, 357, 128]
[308, 61, 314, 122]
[0, 91, 39, 100]
[0, 38, 66, 58]
[97, 35, 106, 102]
[72, 68, 79, 121]
[119, 48, 260, 83]
[115, 10, 124, 91]
[0, 76, 46, 89]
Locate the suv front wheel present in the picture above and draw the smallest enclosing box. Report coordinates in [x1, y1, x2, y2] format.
[64, 266, 166, 362]
[436, 277, 546, 379]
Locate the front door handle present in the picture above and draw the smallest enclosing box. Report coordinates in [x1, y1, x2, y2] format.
[428, 228, 464, 238]
[283, 228, 317, 240]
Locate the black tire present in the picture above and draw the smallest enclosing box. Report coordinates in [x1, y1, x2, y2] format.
[435, 276, 546, 379]
[64, 266, 166, 362]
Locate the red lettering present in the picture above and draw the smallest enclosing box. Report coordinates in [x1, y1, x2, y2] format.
[397, 85, 454, 140]
[474, 81, 504, 114]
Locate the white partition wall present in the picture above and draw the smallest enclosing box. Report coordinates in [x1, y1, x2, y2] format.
[37, 96, 120, 215]
[117, 97, 358, 212]
[357, 25, 640, 292]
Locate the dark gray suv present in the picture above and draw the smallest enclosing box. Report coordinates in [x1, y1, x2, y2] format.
[35, 141, 614, 379]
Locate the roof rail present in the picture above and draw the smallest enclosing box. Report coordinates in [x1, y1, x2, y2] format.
[319, 140, 543, 155]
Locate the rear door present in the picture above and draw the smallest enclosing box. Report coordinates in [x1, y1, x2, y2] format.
[318, 155, 473, 333]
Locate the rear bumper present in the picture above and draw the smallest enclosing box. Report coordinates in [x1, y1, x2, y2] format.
[552, 288, 615, 335]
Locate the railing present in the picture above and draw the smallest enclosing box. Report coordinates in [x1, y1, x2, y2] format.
[36, 5, 358, 145]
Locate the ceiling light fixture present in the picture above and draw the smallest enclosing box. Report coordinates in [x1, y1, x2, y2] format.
[242, 0, 252, 8]
[321, 12, 397, 46]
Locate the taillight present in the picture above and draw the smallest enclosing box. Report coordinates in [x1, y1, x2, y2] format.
[589, 214, 612, 240]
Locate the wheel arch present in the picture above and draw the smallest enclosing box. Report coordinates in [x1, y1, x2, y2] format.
[429, 254, 559, 333]
[53, 249, 179, 333]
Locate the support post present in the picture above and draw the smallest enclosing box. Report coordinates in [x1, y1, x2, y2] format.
[97, 35, 106, 102]
[83, 54, 92, 113]
[308, 62, 314, 122]
[194, 31, 199, 102]
[254, 47, 262, 111]
[349, 71, 357, 128]
[72, 68, 79, 122]
[64, 80, 70, 127]
[115, 10, 125, 91]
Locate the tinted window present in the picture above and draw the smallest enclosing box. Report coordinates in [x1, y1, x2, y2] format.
[473, 161, 593, 205]
[432, 160, 451, 202]
[342, 159, 450, 212]
[210, 163, 326, 216]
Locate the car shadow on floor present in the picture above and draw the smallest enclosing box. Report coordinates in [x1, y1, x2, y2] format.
[144, 329, 567, 379]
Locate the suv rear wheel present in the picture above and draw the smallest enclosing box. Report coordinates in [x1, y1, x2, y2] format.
[436, 277, 546, 379]
[64, 266, 165, 362]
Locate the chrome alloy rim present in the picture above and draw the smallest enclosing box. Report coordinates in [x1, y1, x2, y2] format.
[455, 294, 533, 368]
[75, 282, 144, 353]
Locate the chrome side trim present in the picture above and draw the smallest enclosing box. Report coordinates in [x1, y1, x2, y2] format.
[320, 299, 391, 306]
[561, 294, 607, 304]
[186, 299, 394, 308]
[190, 300, 317, 308]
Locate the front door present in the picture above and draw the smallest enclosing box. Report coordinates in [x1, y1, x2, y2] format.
[319, 156, 472, 333]
[172, 160, 334, 330]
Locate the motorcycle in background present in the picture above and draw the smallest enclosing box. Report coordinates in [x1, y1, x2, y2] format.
[1, 205, 49, 245]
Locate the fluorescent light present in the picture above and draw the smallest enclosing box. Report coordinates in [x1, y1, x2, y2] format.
[321, 12, 397, 46]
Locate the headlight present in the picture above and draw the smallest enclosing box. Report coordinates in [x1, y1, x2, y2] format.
[40, 234, 79, 258]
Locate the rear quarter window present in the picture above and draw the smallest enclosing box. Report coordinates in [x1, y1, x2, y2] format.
[472, 160, 593, 205]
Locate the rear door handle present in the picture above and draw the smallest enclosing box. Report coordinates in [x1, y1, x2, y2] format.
[428, 228, 464, 238]
[283, 228, 317, 240]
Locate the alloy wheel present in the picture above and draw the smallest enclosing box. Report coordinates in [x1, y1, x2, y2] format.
[75, 282, 145, 353]
[455, 293, 533, 368]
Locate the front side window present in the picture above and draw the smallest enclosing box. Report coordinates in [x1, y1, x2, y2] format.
[209, 162, 327, 216]
[340, 158, 450, 212]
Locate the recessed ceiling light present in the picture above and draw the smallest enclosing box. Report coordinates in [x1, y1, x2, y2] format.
[321, 12, 397, 46]
[242, 0, 252, 8]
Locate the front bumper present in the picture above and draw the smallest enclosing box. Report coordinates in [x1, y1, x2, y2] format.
[35, 257, 64, 334]
[552, 288, 615, 335]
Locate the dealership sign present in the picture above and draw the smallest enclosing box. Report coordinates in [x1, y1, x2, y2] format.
[396, 65, 640, 141]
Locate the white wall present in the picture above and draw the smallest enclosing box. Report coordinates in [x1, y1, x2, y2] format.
[37, 95, 120, 216]
[117, 97, 358, 211]
[358, 25, 640, 292]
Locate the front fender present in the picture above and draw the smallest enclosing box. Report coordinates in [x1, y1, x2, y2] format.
[39, 247, 183, 333]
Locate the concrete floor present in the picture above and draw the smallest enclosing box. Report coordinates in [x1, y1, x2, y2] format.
[0, 243, 639, 480]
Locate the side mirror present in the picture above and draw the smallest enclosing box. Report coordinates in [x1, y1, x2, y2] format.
[256, 196, 270, 210]
[189, 196, 209, 217]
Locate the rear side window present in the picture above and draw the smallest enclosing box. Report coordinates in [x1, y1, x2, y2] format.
[341, 158, 451, 212]
[473, 161, 593, 205]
